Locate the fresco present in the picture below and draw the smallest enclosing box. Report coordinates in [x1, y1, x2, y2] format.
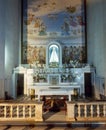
[62, 45, 86, 65]
[22, 45, 46, 66]
[23, 0, 85, 40]
[22, 0, 86, 65]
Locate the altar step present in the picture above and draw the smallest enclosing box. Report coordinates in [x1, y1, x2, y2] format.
[0, 123, 106, 130]
[43, 98, 66, 113]
[15, 95, 67, 113]
[15, 95, 31, 102]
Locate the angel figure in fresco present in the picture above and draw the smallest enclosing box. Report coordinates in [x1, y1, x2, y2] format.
[69, 16, 77, 27]
[77, 15, 85, 26]
[33, 46, 39, 61]
[61, 18, 70, 35]
[63, 46, 70, 64]
[24, 13, 34, 25]
[39, 23, 47, 35]
[34, 17, 42, 28]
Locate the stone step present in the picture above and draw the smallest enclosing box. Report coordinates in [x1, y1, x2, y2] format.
[0, 122, 106, 130]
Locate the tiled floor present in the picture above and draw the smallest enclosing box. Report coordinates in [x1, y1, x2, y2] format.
[43, 111, 66, 121]
[0, 124, 106, 130]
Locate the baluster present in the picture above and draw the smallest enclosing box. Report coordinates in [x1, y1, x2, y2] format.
[29, 105, 31, 118]
[10, 105, 12, 118]
[78, 105, 80, 118]
[23, 106, 25, 118]
[17, 105, 19, 118]
[103, 104, 106, 117]
[90, 105, 93, 117]
[4, 105, 6, 118]
[97, 105, 100, 117]
[85, 105, 87, 118]
[34, 105, 36, 117]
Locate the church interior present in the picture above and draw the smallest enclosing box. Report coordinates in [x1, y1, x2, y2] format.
[0, 0, 106, 123]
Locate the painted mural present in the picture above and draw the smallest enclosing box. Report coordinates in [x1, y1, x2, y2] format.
[22, 45, 46, 66]
[22, 0, 86, 65]
[62, 45, 86, 65]
[23, 0, 85, 38]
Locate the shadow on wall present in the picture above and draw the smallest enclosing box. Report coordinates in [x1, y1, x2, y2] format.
[5, 91, 13, 100]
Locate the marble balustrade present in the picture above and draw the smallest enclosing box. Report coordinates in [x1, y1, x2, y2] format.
[66, 101, 106, 121]
[0, 101, 43, 121]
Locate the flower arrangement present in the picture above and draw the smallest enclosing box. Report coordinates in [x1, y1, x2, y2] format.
[70, 60, 79, 68]
[61, 75, 67, 81]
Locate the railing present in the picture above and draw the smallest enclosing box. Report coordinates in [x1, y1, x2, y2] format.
[0, 101, 43, 121]
[66, 101, 106, 121]
[1, 100, 106, 122]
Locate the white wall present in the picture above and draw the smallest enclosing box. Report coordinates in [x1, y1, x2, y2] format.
[0, 0, 21, 98]
[87, 0, 106, 78]
[0, 0, 5, 98]
[87, 0, 106, 97]
[4, 0, 21, 96]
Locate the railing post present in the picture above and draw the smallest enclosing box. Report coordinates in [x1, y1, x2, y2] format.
[35, 101, 43, 121]
[66, 102, 75, 121]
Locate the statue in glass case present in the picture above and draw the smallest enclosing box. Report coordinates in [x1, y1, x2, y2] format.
[49, 44, 59, 67]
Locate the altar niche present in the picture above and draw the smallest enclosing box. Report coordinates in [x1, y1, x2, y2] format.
[47, 42, 62, 68]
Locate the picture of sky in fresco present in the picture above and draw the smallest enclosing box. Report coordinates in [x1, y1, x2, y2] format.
[23, 0, 85, 38]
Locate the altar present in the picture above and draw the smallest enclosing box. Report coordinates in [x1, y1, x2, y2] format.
[12, 42, 95, 101]
[10, 0, 97, 101]
[13, 64, 95, 101]
[37, 85, 80, 101]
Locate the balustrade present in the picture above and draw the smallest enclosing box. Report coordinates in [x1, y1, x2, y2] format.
[0, 102, 43, 121]
[66, 102, 106, 121]
[1, 101, 106, 122]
